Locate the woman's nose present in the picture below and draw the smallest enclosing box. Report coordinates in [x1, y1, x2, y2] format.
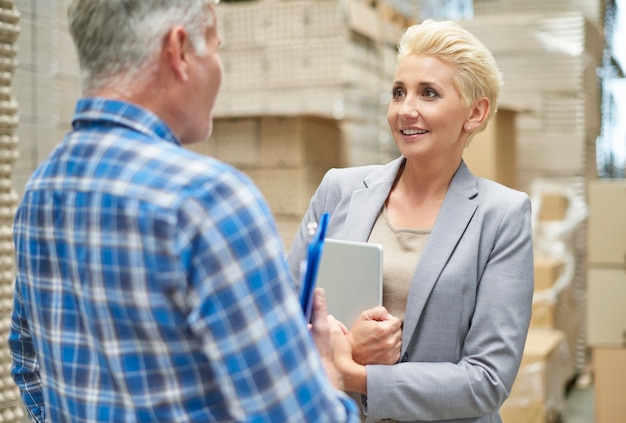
[399, 97, 419, 118]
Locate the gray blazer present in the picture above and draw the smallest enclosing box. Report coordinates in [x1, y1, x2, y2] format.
[287, 157, 534, 423]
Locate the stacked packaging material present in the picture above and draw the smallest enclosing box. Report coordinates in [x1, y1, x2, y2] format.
[208, 0, 411, 247]
[519, 178, 589, 422]
[473, 0, 604, 28]
[586, 179, 626, 423]
[214, 0, 406, 165]
[216, 0, 375, 116]
[461, 12, 603, 190]
[0, 1, 24, 421]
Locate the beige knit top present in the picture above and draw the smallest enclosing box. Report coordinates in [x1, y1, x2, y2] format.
[368, 206, 431, 323]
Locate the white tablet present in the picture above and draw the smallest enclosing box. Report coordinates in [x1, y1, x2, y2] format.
[315, 238, 383, 328]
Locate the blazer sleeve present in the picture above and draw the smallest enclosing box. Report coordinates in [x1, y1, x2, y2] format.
[286, 169, 334, 285]
[365, 191, 534, 422]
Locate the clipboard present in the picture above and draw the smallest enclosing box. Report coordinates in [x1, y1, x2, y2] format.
[298, 213, 330, 322]
[315, 239, 383, 327]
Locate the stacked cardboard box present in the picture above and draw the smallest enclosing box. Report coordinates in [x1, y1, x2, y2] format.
[461, 12, 603, 192]
[592, 348, 626, 423]
[213, 0, 406, 165]
[531, 255, 568, 329]
[500, 289, 571, 421]
[206, 0, 411, 247]
[462, 108, 518, 189]
[531, 181, 589, 382]
[472, 0, 604, 28]
[586, 179, 626, 423]
[498, 179, 590, 422]
[500, 329, 568, 423]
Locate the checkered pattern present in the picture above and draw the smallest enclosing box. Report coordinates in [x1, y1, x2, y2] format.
[8, 98, 358, 423]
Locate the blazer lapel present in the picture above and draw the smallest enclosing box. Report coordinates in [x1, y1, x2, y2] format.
[343, 187, 390, 241]
[342, 157, 404, 242]
[401, 162, 479, 354]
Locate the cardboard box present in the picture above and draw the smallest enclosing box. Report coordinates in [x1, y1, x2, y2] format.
[587, 179, 626, 266]
[534, 255, 565, 291]
[260, 116, 343, 168]
[587, 267, 626, 347]
[593, 347, 626, 423]
[187, 115, 345, 222]
[531, 293, 562, 329]
[463, 109, 517, 189]
[530, 275, 578, 381]
[501, 329, 566, 423]
[538, 193, 569, 222]
[531, 254, 568, 330]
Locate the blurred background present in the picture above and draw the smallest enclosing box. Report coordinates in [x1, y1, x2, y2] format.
[0, 0, 624, 421]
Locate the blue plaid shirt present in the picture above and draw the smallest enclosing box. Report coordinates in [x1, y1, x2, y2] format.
[9, 98, 359, 423]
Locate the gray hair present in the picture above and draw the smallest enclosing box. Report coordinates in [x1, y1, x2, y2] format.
[68, 0, 219, 95]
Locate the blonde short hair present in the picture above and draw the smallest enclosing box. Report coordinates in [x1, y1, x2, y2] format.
[397, 19, 503, 134]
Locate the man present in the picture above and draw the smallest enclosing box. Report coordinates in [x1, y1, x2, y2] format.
[8, 1, 359, 422]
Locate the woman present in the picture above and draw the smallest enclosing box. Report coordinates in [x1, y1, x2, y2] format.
[287, 19, 534, 422]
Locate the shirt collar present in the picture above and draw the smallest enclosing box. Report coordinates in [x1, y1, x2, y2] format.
[72, 97, 181, 147]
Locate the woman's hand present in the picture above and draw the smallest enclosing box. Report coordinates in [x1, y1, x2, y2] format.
[347, 306, 402, 365]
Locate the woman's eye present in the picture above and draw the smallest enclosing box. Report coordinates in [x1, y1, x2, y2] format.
[423, 88, 438, 98]
[391, 87, 405, 98]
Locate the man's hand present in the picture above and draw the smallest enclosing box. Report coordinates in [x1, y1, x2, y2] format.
[347, 306, 402, 365]
[328, 314, 367, 394]
[310, 288, 343, 390]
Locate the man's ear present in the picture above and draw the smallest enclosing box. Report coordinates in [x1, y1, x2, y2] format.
[163, 26, 191, 82]
[466, 97, 490, 128]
